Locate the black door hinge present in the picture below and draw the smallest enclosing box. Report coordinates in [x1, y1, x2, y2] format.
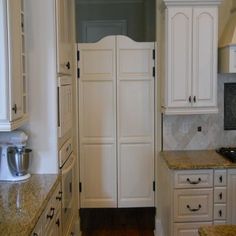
[79, 182, 82, 193]
[152, 67, 155, 78]
[153, 181, 155, 192]
[77, 68, 80, 79]
[152, 49, 155, 60]
[77, 50, 80, 61]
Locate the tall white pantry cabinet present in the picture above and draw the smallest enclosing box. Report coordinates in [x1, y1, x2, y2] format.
[161, 0, 222, 115]
[25, 0, 79, 235]
[0, 0, 28, 131]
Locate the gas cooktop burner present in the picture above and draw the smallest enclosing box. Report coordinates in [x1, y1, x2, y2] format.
[217, 147, 236, 163]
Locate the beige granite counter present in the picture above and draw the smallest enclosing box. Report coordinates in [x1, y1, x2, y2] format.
[161, 150, 236, 170]
[0, 174, 60, 236]
[198, 225, 236, 236]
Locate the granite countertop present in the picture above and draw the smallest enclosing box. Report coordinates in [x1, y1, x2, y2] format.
[0, 174, 59, 236]
[198, 225, 236, 236]
[160, 150, 236, 170]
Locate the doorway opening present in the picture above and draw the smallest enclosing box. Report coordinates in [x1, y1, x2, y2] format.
[75, 0, 156, 43]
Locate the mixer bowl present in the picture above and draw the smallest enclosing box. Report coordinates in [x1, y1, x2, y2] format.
[7, 147, 32, 176]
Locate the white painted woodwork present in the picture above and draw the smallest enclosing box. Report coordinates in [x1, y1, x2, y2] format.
[78, 37, 117, 207]
[57, 76, 73, 138]
[173, 222, 212, 236]
[214, 187, 227, 203]
[166, 7, 192, 109]
[117, 36, 155, 207]
[56, 0, 73, 74]
[227, 169, 236, 224]
[174, 170, 213, 189]
[214, 170, 227, 186]
[78, 36, 155, 208]
[174, 189, 213, 222]
[0, 0, 28, 131]
[219, 46, 236, 73]
[163, 2, 220, 114]
[214, 204, 226, 220]
[192, 7, 217, 108]
[157, 157, 231, 236]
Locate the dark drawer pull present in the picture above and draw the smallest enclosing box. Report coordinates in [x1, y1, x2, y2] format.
[219, 192, 223, 200]
[186, 178, 201, 185]
[56, 218, 60, 227]
[187, 204, 202, 212]
[47, 207, 55, 220]
[219, 210, 222, 217]
[219, 176, 223, 183]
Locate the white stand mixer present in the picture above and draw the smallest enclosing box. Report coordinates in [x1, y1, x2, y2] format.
[0, 130, 31, 181]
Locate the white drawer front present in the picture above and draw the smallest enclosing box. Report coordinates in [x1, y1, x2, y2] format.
[214, 204, 226, 220]
[174, 170, 213, 189]
[174, 189, 213, 222]
[214, 170, 227, 186]
[174, 222, 212, 236]
[214, 187, 226, 203]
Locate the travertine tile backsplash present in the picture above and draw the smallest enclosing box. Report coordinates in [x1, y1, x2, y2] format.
[163, 74, 236, 150]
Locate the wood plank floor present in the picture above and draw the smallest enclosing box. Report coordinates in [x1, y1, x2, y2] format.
[82, 229, 154, 236]
[80, 208, 155, 236]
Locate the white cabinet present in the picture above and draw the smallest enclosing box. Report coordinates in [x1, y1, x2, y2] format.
[0, 0, 28, 131]
[162, 0, 221, 115]
[227, 169, 236, 224]
[31, 182, 62, 236]
[56, 0, 73, 75]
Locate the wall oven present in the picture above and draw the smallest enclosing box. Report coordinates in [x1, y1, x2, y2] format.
[59, 138, 75, 235]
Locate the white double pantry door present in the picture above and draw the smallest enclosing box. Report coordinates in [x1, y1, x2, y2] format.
[78, 36, 155, 208]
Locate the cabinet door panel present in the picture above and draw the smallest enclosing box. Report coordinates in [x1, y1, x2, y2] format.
[78, 37, 116, 207]
[117, 36, 154, 207]
[56, 0, 73, 74]
[166, 8, 192, 108]
[7, 0, 23, 120]
[192, 7, 217, 107]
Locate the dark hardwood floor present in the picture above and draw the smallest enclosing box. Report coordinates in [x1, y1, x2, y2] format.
[80, 208, 155, 236]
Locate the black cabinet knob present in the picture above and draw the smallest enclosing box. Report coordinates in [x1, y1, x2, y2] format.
[12, 104, 17, 114]
[66, 62, 70, 70]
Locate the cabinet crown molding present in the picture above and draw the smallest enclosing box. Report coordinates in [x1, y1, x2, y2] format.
[163, 0, 222, 6]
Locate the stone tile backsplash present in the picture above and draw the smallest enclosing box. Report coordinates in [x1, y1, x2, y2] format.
[163, 74, 236, 150]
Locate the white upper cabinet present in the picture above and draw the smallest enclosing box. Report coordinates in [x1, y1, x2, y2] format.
[162, 0, 221, 115]
[56, 0, 73, 75]
[0, 0, 28, 131]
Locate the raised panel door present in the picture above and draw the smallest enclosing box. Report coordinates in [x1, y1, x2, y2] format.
[7, 0, 23, 121]
[56, 0, 73, 74]
[166, 7, 192, 108]
[117, 36, 154, 207]
[78, 37, 117, 207]
[192, 7, 218, 108]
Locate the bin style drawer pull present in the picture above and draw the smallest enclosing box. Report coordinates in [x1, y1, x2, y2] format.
[187, 204, 202, 212]
[186, 177, 202, 185]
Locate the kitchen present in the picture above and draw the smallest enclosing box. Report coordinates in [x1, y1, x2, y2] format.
[0, 0, 236, 236]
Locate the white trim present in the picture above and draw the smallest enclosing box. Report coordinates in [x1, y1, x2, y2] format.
[77, 0, 143, 5]
[163, 0, 222, 6]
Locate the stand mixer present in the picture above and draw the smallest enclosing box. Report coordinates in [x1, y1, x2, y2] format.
[0, 130, 32, 181]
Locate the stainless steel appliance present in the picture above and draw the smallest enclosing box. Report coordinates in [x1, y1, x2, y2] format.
[217, 147, 236, 163]
[0, 131, 32, 181]
[59, 138, 75, 235]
